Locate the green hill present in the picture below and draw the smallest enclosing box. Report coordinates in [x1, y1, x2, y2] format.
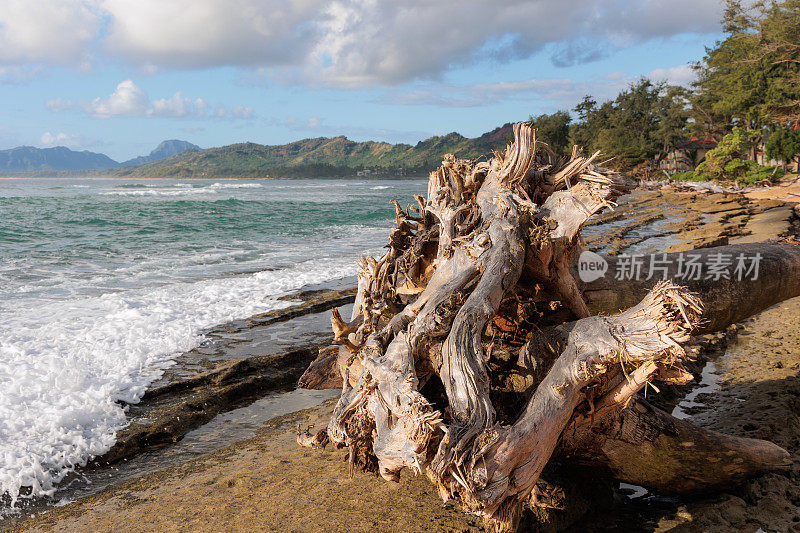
[113, 124, 513, 178]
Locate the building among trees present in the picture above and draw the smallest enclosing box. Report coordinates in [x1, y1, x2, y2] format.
[660, 137, 719, 175]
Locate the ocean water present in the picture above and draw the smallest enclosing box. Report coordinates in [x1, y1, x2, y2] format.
[0, 177, 425, 509]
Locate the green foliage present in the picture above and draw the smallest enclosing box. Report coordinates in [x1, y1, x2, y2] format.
[690, 127, 784, 184]
[670, 171, 703, 182]
[765, 126, 800, 164]
[673, 163, 782, 185]
[529, 111, 571, 155]
[697, 127, 759, 177]
[692, 0, 800, 136]
[568, 79, 689, 166]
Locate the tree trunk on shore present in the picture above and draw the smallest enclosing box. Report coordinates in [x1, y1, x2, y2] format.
[580, 242, 800, 333]
[296, 123, 797, 531]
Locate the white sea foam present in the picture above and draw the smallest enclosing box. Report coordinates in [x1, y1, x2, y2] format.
[103, 182, 262, 197]
[0, 256, 358, 504]
[208, 182, 262, 189]
[370, 185, 392, 190]
[102, 188, 209, 197]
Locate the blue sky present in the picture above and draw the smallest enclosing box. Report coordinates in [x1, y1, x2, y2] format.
[0, 0, 725, 162]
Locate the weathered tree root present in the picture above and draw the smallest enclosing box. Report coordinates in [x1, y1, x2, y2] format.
[296, 123, 794, 531]
[458, 282, 703, 525]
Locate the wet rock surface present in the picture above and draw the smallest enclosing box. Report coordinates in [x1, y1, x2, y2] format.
[645, 297, 800, 533]
[584, 190, 796, 256]
[106, 286, 357, 464]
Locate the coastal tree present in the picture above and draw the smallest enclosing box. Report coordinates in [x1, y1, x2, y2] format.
[297, 124, 796, 531]
[528, 111, 571, 156]
[766, 125, 800, 167]
[569, 80, 690, 166]
[691, 0, 800, 135]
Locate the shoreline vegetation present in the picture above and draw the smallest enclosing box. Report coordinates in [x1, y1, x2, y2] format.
[6, 181, 800, 532]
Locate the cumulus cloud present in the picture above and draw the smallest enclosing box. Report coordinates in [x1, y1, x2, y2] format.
[231, 106, 255, 119]
[148, 92, 208, 118]
[101, 0, 318, 69]
[222, 105, 255, 120]
[47, 80, 254, 120]
[269, 116, 430, 144]
[44, 98, 72, 112]
[87, 79, 149, 118]
[304, 0, 722, 86]
[381, 63, 698, 109]
[1, 0, 723, 87]
[550, 39, 611, 68]
[271, 116, 327, 130]
[39, 132, 87, 148]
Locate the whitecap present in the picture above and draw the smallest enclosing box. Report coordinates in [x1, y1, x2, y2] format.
[0, 256, 360, 504]
[208, 182, 263, 189]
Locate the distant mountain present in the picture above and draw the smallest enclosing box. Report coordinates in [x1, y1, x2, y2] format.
[120, 140, 200, 167]
[0, 128, 512, 177]
[0, 146, 119, 172]
[113, 124, 514, 178]
[0, 140, 202, 174]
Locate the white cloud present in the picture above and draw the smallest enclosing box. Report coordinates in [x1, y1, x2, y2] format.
[0, 0, 100, 66]
[39, 132, 85, 148]
[381, 63, 699, 110]
[86, 79, 149, 118]
[47, 80, 254, 120]
[273, 116, 326, 130]
[209, 105, 255, 120]
[1, 1, 723, 87]
[282, 0, 724, 87]
[44, 98, 72, 112]
[0, 65, 43, 84]
[148, 92, 207, 118]
[269, 116, 430, 144]
[229, 105, 254, 120]
[100, 0, 319, 68]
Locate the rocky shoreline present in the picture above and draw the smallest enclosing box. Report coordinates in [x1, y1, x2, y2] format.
[105, 286, 356, 465]
[652, 297, 800, 532]
[5, 185, 800, 532]
[584, 188, 798, 255]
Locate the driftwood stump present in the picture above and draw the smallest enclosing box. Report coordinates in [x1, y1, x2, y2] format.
[297, 123, 794, 531]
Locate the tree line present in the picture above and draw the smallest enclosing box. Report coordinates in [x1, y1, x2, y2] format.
[528, 0, 800, 178]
